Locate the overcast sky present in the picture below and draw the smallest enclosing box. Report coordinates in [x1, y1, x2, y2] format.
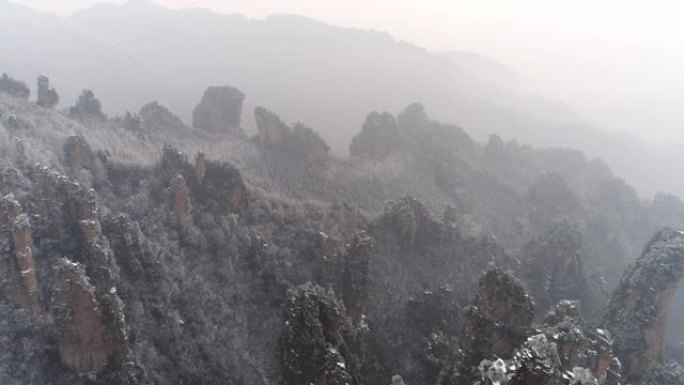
[11, 0, 684, 144]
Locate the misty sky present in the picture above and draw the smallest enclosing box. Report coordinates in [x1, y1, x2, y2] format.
[11, 0, 684, 144]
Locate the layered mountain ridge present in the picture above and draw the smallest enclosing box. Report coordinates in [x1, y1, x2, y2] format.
[5, 0, 684, 198]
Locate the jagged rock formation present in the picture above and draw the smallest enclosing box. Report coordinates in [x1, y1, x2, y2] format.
[36, 75, 59, 108]
[16, 163, 133, 378]
[64, 135, 96, 171]
[314, 232, 344, 287]
[0, 149, 136, 381]
[0, 73, 30, 99]
[192, 86, 244, 132]
[160, 143, 187, 174]
[194, 151, 206, 183]
[397, 103, 474, 153]
[378, 196, 444, 248]
[522, 220, 592, 314]
[348, 104, 473, 162]
[69, 89, 105, 120]
[280, 283, 351, 385]
[170, 174, 191, 225]
[342, 231, 373, 324]
[350, 111, 402, 158]
[194, 159, 247, 213]
[309, 230, 373, 325]
[537, 301, 616, 384]
[462, 264, 534, 370]
[474, 299, 619, 385]
[368, 197, 515, 385]
[50, 258, 128, 373]
[159, 144, 247, 214]
[604, 228, 684, 381]
[161, 145, 248, 213]
[289, 123, 331, 166]
[255, 106, 290, 147]
[138, 101, 186, 132]
[0, 194, 42, 316]
[254, 107, 331, 166]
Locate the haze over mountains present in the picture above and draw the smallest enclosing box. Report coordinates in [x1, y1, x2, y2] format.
[1, 0, 682, 197]
[5, 1, 684, 384]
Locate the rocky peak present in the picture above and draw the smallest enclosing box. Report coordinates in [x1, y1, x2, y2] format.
[26, 165, 119, 294]
[170, 173, 191, 225]
[158, 145, 247, 214]
[195, 160, 247, 213]
[0, 194, 42, 315]
[290, 122, 330, 166]
[194, 151, 206, 183]
[253, 107, 331, 166]
[138, 101, 186, 132]
[342, 230, 373, 324]
[50, 258, 129, 373]
[160, 143, 188, 175]
[69, 89, 106, 120]
[255, 106, 290, 147]
[397, 103, 428, 133]
[380, 196, 444, 248]
[192, 86, 245, 132]
[462, 264, 534, 368]
[64, 135, 95, 171]
[604, 228, 684, 381]
[349, 111, 402, 159]
[36, 75, 59, 109]
[280, 282, 351, 385]
[473, 298, 618, 385]
[0, 73, 30, 100]
[477, 264, 534, 328]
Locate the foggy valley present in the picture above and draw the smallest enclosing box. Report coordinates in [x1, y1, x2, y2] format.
[1, 1, 684, 384]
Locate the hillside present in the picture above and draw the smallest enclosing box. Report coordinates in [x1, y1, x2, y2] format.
[1, 72, 684, 384]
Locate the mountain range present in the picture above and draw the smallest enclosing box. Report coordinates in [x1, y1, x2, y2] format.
[3, 0, 684, 198]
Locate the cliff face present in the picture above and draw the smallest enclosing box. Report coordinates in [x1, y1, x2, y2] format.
[279, 283, 351, 385]
[0, 134, 138, 383]
[50, 258, 128, 373]
[0, 194, 41, 316]
[462, 265, 534, 370]
[604, 228, 684, 382]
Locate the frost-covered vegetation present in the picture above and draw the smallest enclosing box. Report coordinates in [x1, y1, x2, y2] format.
[0, 76, 683, 385]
